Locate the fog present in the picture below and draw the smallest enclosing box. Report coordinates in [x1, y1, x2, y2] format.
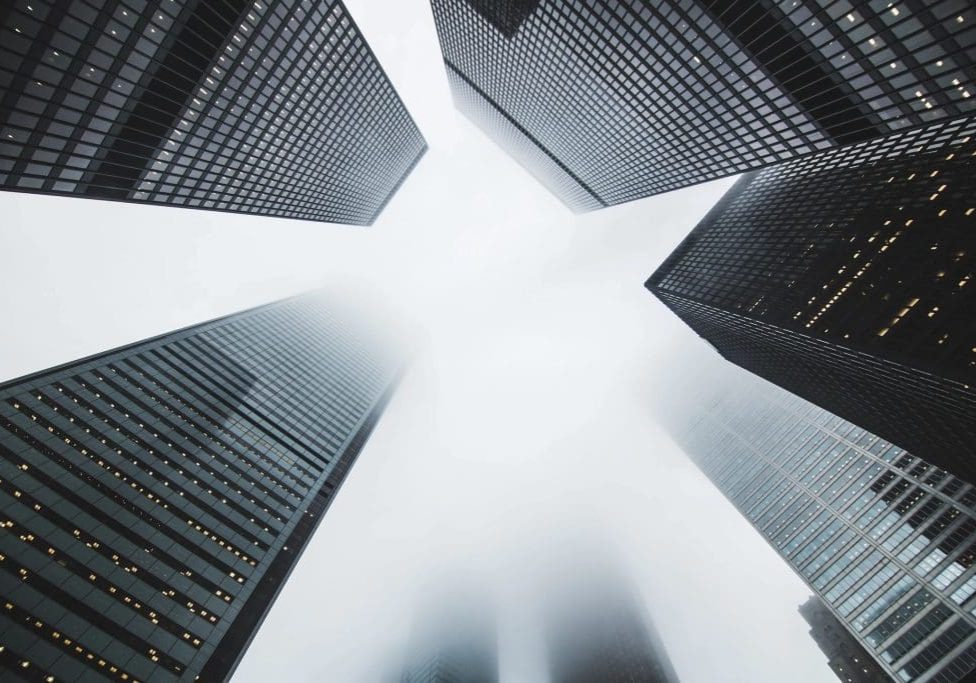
[0, 0, 836, 681]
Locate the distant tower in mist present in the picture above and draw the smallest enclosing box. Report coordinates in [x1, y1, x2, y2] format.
[543, 560, 680, 683]
[399, 588, 498, 683]
[799, 595, 891, 683]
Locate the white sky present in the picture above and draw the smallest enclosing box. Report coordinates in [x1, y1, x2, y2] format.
[0, 1, 836, 681]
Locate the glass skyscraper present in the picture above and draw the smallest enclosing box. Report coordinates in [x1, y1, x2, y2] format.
[430, 0, 974, 211]
[0, 0, 426, 224]
[648, 114, 976, 485]
[666, 365, 976, 682]
[0, 295, 398, 682]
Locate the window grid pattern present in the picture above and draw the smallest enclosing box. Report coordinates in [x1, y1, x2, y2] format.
[648, 114, 976, 485]
[671, 373, 976, 681]
[0, 0, 426, 225]
[0, 296, 397, 682]
[430, 0, 975, 210]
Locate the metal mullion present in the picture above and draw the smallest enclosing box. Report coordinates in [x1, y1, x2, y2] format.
[846, 569, 908, 626]
[903, 0, 976, 100]
[634, 2, 805, 155]
[2, 411, 242, 581]
[0, 2, 71, 117]
[857, 584, 934, 645]
[171, 338, 335, 467]
[47, 381, 272, 551]
[85, 0, 252, 196]
[178, 0, 307, 201]
[711, 2, 883, 143]
[45, 3, 158, 192]
[710, 399, 976, 634]
[0, 458, 219, 620]
[810, 6, 963, 127]
[137, 349, 310, 501]
[0, 435, 230, 603]
[174, 338, 252, 396]
[108, 362, 300, 516]
[3, 1, 79, 181]
[32, 383, 262, 564]
[148, 345, 324, 482]
[266, 306, 379, 395]
[97, 368, 300, 521]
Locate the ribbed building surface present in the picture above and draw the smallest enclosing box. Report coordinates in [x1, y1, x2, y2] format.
[0, 0, 426, 224]
[668, 368, 976, 682]
[430, 0, 975, 211]
[0, 296, 397, 682]
[648, 114, 976, 484]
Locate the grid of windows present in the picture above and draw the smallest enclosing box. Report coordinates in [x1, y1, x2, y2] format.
[669, 371, 976, 682]
[0, 0, 426, 225]
[430, 0, 975, 211]
[0, 296, 398, 681]
[648, 114, 976, 485]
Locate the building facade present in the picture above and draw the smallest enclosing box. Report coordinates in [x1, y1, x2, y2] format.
[430, 0, 975, 211]
[648, 114, 976, 484]
[0, 295, 398, 682]
[0, 0, 426, 224]
[800, 595, 892, 683]
[667, 366, 976, 682]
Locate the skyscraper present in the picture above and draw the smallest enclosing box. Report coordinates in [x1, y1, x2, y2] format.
[429, 0, 975, 211]
[799, 595, 892, 683]
[665, 361, 976, 682]
[648, 114, 976, 484]
[543, 558, 680, 683]
[398, 587, 498, 683]
[0, 0, 426, 225]
[0, 295, 398, 682]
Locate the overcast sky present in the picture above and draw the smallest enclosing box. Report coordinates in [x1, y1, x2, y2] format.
[0, 1, 836, 681]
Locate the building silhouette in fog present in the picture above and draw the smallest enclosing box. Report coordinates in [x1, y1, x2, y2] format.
[430, 0, 975, 211]
[0, 0, 426, 224]
[543, 559, 680, 683]
[800, 595, 891, 683]
[399, 587, 498, 683]
[0, 295, 397, 681]
[665, 361, 976, 682]
[648, 115, 976, 485]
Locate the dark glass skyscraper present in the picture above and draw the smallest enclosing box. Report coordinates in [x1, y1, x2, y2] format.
[799, 595, 892, 683]
[0, 295, 397, 682]
[665, 363, 976, 682]
[0, 0, 426, 225]
[648, 114, 976, 484]
[430, 0, 975, 211]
